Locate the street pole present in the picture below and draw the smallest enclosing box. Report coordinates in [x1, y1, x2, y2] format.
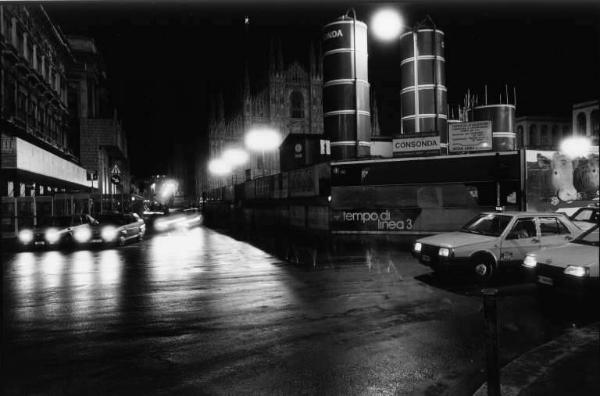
[482, 288, 501, 396]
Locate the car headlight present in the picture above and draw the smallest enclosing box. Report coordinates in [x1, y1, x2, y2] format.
[45, 228, 60, 244]
[73, 227, 92, 243]
[564, 265, 589, 277]
[18, 229, 33, 244]
[414, 242, 422, 253]
[101, 226, 118, 241]
[439, 247, 451, 257]
[522, 254, 537, 268]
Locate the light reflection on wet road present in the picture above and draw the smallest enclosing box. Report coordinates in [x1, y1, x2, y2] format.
[1, 226, 583, 395]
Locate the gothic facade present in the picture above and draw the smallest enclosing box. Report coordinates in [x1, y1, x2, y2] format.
[207, 40, 323, 189]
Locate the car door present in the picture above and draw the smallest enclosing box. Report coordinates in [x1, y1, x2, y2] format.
[500, 217, 542, 267]
[539, 216, 575, 248]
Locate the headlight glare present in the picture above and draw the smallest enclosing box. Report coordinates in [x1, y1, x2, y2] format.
[73, 227, 92, 243]
[414, 242, 422, 253]
[45, 228, 60, 244]
[523, 255, 537, 268]
[564, 265, 589, 277]
[18, 229, 33, 244]
[439, 248, 451, 257]
[101, 226, 118, 241]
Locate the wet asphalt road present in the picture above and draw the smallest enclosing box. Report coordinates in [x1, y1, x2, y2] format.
[1, 226, 590, 395]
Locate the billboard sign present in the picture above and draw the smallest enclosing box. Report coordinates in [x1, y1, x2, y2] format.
[392, 135, 440, 155]
[449, 121, 492, 152]
[525, 149, 599, 212]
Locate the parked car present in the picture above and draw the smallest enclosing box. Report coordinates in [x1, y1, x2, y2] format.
[522, 224, 599, 298]
[412, 211, 582, 281]
[92, 213, 146, 246]
[18, 214, 98, 249]
[569, 206, 599, 231]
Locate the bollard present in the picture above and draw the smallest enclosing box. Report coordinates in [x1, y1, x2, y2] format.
[482, 288, 501, 396]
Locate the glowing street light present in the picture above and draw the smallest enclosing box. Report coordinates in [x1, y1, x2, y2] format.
[371, 8, 404, 41]
[560, 136, 592, 159]
[244, 127, 281, 152]
[208, 158, 232, 176]
[222, 148, 249, 167]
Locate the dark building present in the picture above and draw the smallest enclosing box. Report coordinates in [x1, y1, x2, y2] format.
[0, 4, 88, 197]
[67, 35, 131, 195]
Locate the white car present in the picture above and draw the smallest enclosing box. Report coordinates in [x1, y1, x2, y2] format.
[569, 206, 599, 231]
[523, 224, 599, 298]
[413, 211, 582, 281]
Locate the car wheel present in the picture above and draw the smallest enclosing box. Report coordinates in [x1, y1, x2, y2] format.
[473, 255, 495, 283]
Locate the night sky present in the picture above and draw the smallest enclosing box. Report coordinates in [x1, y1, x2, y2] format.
[44, 1, 600, 178]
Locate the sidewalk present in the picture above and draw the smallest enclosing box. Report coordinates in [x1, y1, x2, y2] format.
[474, 322, 599, 396]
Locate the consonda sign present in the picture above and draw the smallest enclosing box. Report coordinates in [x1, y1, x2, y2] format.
[392, 135, 440, 154]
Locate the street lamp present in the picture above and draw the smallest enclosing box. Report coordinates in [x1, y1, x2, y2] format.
[244, 127, 281, 176]
[560, 136, 592, 159]
[371, 8, 404, 41]
[222, 148, 249, 184]
[208, 158, 232, 176]
[222, 148, 249, 167]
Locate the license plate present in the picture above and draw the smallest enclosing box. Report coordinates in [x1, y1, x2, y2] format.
[537, 275, 554, 286]
[91, 239, 103, 243]
[34, 241, 45, 246]
[422, 255, 431, 262]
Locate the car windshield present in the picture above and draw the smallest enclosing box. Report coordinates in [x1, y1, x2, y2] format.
[571, 208, 597, 222]
[96, 215, 127, 225]
[39, 216, 72, 228]
[460, 214, 513, 237]
[572, 225, 599, 247]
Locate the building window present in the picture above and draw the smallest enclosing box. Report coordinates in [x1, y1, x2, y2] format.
[290, 91, 304, 118]
[591, 110, 599, 137]
[529, 124, 538, 147]
[551, 124, 560, 146]
[541, 125, 549, 146]
[517, 125, 524, 146]
[577, 112, 587, 135]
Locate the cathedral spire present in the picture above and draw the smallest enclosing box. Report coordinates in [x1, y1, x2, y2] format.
[276, 37, 284, 72]
[217, 91, 225, 122]
[243, 62, 250, 98]
[268, 38, 276, 75]
[309, 40, 316, 78]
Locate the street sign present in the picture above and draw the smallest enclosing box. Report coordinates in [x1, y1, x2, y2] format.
[111, 174, 121, 185]
[111, 164, 121, 175]
[86, 171, 98, 181]
[393, 135, 440, 155]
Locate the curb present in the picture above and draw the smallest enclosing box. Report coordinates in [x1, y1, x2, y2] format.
[473, 322, 599, 396]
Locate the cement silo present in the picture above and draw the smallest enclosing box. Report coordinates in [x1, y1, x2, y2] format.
[468, 104, 516, 151]
[399, 29, 447, 140]
[322, 15, 371, 160]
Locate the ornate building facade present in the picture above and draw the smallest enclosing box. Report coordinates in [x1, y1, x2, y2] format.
[207, 40, 323, 189]
[1, 4, 89, 198]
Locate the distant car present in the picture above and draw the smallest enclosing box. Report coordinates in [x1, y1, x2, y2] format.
[92, 213, 146, 246]
[412, 211, 582, 281]
[569, 206, 599, 231]
[18, 214, 98, 249]
[523, 224, 599, 298]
